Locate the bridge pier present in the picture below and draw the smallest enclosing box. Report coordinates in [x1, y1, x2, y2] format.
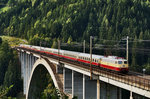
[117, 88, 121, 99]
[24, 52, 27, 95]
[73, 71, 83, 99]
[130, 91, 133, 99]
[83, 75, 85, 99]
[20, 52, 23, 78]
[97, 80, 100, 99]
[72, 70, 74, 98]
[63, 68, 72, 94]
[29, 55, 31, 77]
[19, 52, 37, 95]
[100, 82, 121, 99]
[26, 54, 30, 95]
[84, 75, 97, 99]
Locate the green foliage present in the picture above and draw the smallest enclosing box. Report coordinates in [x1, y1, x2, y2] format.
[0, 41, 22, 97]
[0, 41, 12, 85]
[0, 0, 150, 41]
[29, 34, 52, 47]
[1, 36, 28, 47]
[0, 85, 13, 98]
[72, 96, 78, 99]
[67, 36, 72, 44]
[41, 83, 59, 99]
[41, 73, 68, 99]
[0, 37, 2, 44]
[144, 58, 150, 74]
[0, 6, 11, 14]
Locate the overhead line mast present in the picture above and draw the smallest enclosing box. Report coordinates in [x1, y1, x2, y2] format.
[126, 36, 129, 64]
[90, 36, 93, 80]
[83, 40, 85, 53]
[58, 39, 60, 63]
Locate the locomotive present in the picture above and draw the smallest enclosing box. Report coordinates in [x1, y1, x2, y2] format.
[20, 44, 129, 73]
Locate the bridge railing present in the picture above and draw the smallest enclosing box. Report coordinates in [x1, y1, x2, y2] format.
[16, 47, 150, 91]
[93, 67, 150, 91]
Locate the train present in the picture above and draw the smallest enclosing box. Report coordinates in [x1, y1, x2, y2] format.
[19, 44, 129, 73]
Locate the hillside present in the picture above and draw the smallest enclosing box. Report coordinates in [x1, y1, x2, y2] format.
[0, 0, 150, 73]
[0, 36, 28, 47]
[0, 0, 150, 41]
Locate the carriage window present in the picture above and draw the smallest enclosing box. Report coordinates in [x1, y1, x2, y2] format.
[118, 61, 122, 64]
[124, 61, 127, 64]
[115, 61, 117, 64]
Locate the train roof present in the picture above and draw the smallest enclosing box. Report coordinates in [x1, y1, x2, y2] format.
[102, 56, 127, 61]
[79, 53, 104, 59]
[63, 50, 80, 55]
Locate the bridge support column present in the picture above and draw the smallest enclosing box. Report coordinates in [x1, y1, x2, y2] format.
[85, 76, 97, 99]
[32, 56, 35, 67]
[130, 91, 133, 99]
[20, 52, 23, 78]
[26, 54, 29, 95]
[100, 82, 107, 99]
[29, 55, 32, 76]
[109, 84, 118, 99]
[97, 80, 100, 99]
[72, 70, 74, 98]
[73, 71, 83, 99]
[83, 75, 85, 99]
[100, 82, 120, 99]
[22, 52, 24, 78]
[23, 52, 27, 95]
[117, 88, 122, 99]
[63, 68, 72, 94]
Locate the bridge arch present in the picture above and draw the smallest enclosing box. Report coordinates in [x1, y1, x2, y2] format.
[26, 58, 59, 99]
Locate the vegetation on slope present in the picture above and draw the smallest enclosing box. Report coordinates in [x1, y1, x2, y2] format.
[0, 0, 150, 71]
[0, 36, 28, 47]
[0, 37, 22, 98]
[0, 6, 11, 14]
[0, 0, 150, 40]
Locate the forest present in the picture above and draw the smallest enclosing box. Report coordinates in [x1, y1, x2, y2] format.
[0, 37, 22, 98]
[0, 0, 150, 73]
